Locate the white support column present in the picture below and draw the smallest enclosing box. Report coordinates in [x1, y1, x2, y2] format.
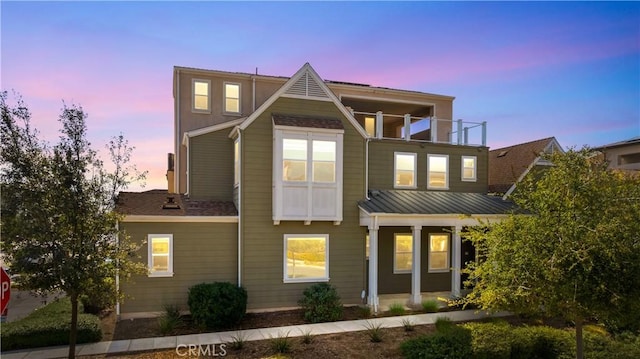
[456, 119, 464, 145]
[430, 116, 438, 143]
[451, 225, 462, 298]
[375, 111, 383, 139]
[404, 114, 411, 141]
[368, 221, 380, 313]
[411, 225, 422, 306]
[481, 121, 487, 146]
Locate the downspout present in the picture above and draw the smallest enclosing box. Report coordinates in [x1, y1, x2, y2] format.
[185, 135, 190, 196]
[365, 138, 370, 199]
[175, 70, 181, 193]
[252, 75, 256, 112]
[237, 129, 243, 287]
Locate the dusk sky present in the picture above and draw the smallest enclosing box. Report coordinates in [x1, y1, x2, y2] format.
[2, 1, 639, 191]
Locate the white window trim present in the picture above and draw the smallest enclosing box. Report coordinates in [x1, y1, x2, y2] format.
[393, 233, 412, 274]
[273, 127, 344, 223]
[427, 154, 449, 190]
[223, 82, 241, 115]
[192, 79, 211, 113]
[461, 155, 477, 182]
[148, 234, 174, 277]
[394, 152, 417, 189]
[428, 233, 450, 273]
[283, 234, 329, 283]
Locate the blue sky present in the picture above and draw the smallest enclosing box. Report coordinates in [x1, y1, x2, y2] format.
[2, 1, 639, 190]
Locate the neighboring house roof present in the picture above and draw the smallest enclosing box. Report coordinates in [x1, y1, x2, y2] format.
[358, 190, 519, 215]
[593, 136, 640, 150]
[488, 137, 562, 196]
[272, 113, 344, 130]
[117, 190, 237, 216]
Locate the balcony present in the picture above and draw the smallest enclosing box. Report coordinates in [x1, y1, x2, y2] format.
[349, 110, 487, 147]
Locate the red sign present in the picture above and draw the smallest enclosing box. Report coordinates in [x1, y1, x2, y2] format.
[1, 267, 10, 314]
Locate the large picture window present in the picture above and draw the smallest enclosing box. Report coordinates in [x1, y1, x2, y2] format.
[284, 235, 329, 282]
[148, 234, 173, 277]
[428, 154, 449, 189]
[192, 79, 210, 112]
[395, 152, 417, 188]
[429, 233, 449, 272]
[394, 234, 413, 273]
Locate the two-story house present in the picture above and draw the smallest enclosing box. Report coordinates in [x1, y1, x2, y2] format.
[116, 63, 517, 318]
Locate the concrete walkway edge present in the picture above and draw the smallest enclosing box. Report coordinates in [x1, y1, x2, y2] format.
[1, 310, 510, 359]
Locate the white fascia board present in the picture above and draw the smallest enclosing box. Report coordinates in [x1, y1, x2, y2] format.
[121, 215, 238, 223]
[238, 63, 369, 139]
[183, 118, 246, 144]
[273, 124, 344, 135]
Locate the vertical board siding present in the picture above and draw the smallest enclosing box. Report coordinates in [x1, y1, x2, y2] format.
[120, 222, 237, 314]
[241, 97, 367, 309]
[189, 130, 234, 200]
[368, 140, 488, 192]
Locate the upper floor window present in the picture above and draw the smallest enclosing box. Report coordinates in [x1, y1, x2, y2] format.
[148, 234, 173, 277]
[395, 152, 417, 188]
[274, 127, 343, 223]
[283, 234, 329, 282]
[224, 82, 241, 114]
[428, 154, 449, 190]
[461, 156, 477, 182]
[192, 79, 210, 112]
[428, 233, 449, 272]
[394, 234, 412, 273]
[364, 116, 375, 137]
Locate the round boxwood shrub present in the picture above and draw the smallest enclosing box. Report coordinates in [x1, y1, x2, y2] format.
[187, 282, 247, 329]
[400, 326, 473, 359]
[298, 282, 343, 323]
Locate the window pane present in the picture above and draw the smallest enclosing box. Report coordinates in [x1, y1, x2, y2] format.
[365, 117, 375, 136]
[464, 168, 475, 178]
[430, 252, 447, 270]
[463, 158, 475, 169]
[226, 98, 239, 113]
[194, 81, 208, 95]
[284, 160, 306, 181]
[429, 172, 446, 187]
[396, 253, 412, 271]
[396, 154, 415, 171]
[152, 255, 168, 272]
[430, 156, 447, 172]
[396, 170, 414, 186]
[313, 162, 335, 182]
[313, 141, 335, 161]
[225, 83, 239, 98]
[283, 139, 307, 160]
[395, 234, 413, 272]
[152, 238, 169, 254]
[286, 237, 326, 279]
[194, 95, 208, 110]
[430, 235, 448, 252]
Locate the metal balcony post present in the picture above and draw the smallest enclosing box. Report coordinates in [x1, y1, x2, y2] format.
[482, 121, 487, 146]
[457, 119, 463, 145]
[431, 117, 438, 143]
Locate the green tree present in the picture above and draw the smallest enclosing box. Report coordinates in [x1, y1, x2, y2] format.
[0, 91, 147, 358]
[463, 148, 640, 359]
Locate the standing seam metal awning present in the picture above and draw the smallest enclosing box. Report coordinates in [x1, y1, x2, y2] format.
[358, 190, 520, 216]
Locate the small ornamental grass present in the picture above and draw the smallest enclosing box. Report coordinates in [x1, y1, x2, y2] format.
[421, 299, 440, 313]
[388, 302, 406, 315]
[402, 318, 415, 332]
[269, 331, 292, 354]
[158, 304, 183, 335]
[363, 321, 385, 343]
[229, 331, 247, 350]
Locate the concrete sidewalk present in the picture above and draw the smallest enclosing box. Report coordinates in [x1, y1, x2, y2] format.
[2, 309, 508, 359]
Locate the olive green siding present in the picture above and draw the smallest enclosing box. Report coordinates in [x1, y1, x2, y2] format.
[189, 130, 234, 200]
[368, 140, 488, 193]
[377, 226, 452, 294]
[240, 97, 367, 309]
[119, 221, 237, 314]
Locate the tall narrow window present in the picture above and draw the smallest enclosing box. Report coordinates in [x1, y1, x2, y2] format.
[313, 140, 336, 182]
[428, 154, 449, 189]
[429, 234, 449, 272]
[284, 235, 329, 282]
[148, 234, 173, 277]
[395, 152, 417, 188]
[234, 140, 240, 185]
[193, 79, 210, 112]
[364, 116, 375, 137]
[224, 83, 241, 113]
[461, 156, 477, 182]
[283, 139, 307, 181]
[394, 234, 413, 273]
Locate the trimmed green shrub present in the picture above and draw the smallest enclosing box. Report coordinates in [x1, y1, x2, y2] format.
[400, 325, 472, 359]
[463, 321, 513, 359]
[0, 297, 101, 351]
[434, 316, 454, 332]
[187, 282, 248, 329]
[298, 283, 343, 323]
[511, 325, 572, 359]
[80, 277, 116, 314]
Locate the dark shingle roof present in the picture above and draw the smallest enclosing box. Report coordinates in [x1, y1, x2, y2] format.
[117, 190, 237, 216]
[358, 190, 519, 215]
[488, 137, 555, 193]
[272, 113, 344, 130]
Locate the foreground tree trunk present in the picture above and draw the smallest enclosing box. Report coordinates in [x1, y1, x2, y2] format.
[575, 316, 583, 359]
[68, 292, 79, 359]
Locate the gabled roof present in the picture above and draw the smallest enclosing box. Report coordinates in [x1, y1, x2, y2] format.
[488, 137, 562, 196]
[117, 190, 237, 217]
[358, 190, 519, 216]
[593, 136, 640, 150]
[231, 63, 369, 138]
